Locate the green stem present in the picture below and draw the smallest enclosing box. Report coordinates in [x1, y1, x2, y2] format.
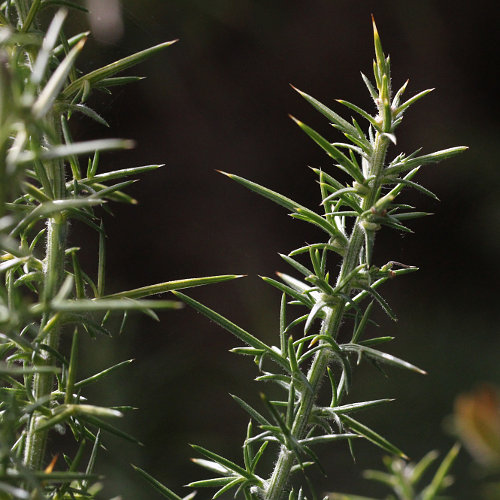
[23, 214, 67, 470]
[21, 1, 68, 460]
[264, 134, 390, 500]
[23, 147, 67, 470]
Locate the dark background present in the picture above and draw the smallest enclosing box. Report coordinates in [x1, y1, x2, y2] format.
[61, 1, 499, 498]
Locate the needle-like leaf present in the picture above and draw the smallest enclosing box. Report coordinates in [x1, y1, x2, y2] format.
[132, 466, 184, 500]
[62, 40, 178, 98]
[104, 275, 243, 299]
[340, 414, 406, 458]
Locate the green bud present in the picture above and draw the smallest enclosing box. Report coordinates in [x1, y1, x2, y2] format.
[360, 220, 381, 231]
[353, 181, 370, 196]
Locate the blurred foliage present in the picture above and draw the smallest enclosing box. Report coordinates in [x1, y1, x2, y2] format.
[454, 385, 500, 498]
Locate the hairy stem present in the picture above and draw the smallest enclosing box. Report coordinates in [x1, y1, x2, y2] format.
[23, 153, 67, 471]
[23, 214, 66, 470]
[264, 134, 390, 500]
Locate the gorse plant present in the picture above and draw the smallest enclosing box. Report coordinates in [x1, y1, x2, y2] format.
[329, 444, 461, 500]
[0, 2, 238, 498]
[141, 17, 466, 500]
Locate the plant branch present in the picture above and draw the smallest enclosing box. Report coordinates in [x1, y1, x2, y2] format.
[23, 157, 67, 471]
[264, 134, 390, 500]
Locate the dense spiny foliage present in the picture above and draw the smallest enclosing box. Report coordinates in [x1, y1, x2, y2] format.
[0, 3, 236, 498]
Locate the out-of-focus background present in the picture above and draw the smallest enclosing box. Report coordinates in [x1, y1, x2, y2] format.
[61, 1, 499, 498]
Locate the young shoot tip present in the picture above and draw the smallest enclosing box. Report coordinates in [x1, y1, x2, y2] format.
[308, 336, 319, 348]
[44, 454, 59, 474]
[76, 37, 88, 50]
[215, 169, 232, 178]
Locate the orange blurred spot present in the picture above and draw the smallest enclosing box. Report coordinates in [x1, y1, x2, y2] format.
[455, 384, 500, 467]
